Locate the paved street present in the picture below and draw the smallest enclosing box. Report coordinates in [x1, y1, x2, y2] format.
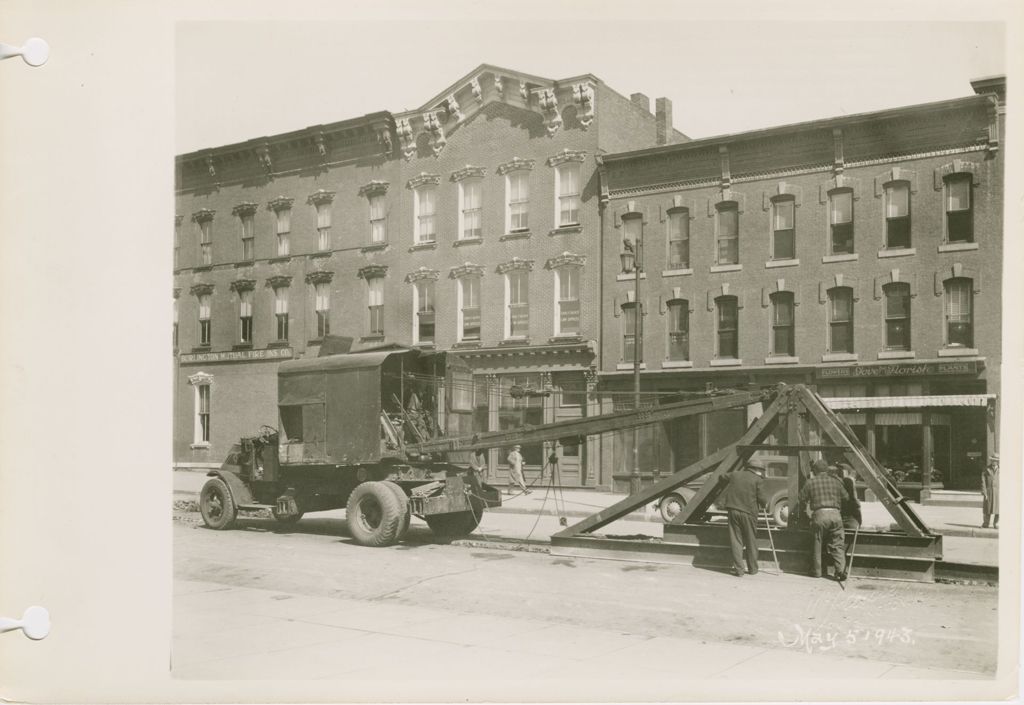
[174, 511, 997, 689]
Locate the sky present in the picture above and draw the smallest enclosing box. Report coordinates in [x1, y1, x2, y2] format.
[176, 19, 1006, 154]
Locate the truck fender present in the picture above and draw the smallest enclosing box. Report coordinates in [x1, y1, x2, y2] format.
[206, 470, 256, 507]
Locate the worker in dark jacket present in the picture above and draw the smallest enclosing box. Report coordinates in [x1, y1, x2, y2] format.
[834, 462, 862, 532]
[719, 459, 769, 577]
[800, 459, 851, 580]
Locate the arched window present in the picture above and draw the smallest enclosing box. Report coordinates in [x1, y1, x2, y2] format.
[944, 174, 973, 244]
[884, 181, 911, 249]
[883, 282, 911, 351]
[827, 287, 854, 353]
[667, 208, 690, 269]
[771, 197, 795, 260]
[943, 278, 973, 348]
[716, 202, 739, 265]
[621, 301, 641, 363]
[715, 296, 739, 358]
[828, 188, 854, 255]
[666, 299, 689, 361]
[770, 291, 794, 356]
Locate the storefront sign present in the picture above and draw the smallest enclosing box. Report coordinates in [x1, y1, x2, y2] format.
[816, 360, 978, 379]
[180, 347, 294, 364]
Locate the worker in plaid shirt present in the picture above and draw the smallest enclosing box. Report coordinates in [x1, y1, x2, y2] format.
[800, 458, 851, 580]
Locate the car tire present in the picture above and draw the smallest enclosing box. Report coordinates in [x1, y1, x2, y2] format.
[658, 492, 687, 523]
[199, 477, 238, 530]
[771, 497, 790, 528]
[381, 481, 410, 541]
[346, 481, 404, 547]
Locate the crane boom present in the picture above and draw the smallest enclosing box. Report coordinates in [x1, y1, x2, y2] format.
[408, 388, 772, 455]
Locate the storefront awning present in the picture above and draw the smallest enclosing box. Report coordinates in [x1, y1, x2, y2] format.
[825, 394, 995, 410]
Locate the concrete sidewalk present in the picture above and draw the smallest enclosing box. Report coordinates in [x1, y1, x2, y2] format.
[173, 468, 1000, 539]
[173, 578, 989, 687]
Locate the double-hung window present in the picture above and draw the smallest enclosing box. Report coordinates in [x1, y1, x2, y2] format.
[770, 292, 795, 356]
[666, 299, 689, 361]
[415, 280, 435, 343]
[556, 164, 580, 227]
[199, 220, 213, 265]
[556, 267, 580, 336]
[884, 182, 911, 249]
[198, 294, 212, 346]
[883, 283, 911, 351]
[829, 189, 854, 254]
[944, 278, 973, 348]
[945, 174, 973, 243]
[771, 197, 795, 260]
[828, 287, 854, 353]
[507, 271, 529, 338]
[715, 296, 738, 358]
[275, 208, 291, 256]
[459, 277, 481, 341]
[667, 209, 689, 269]
[316, 202, 331, 251]
[240, 214, 254, 261]
[274, 287, 289, 341]
[415, 185, 437, 244]
[368, 278, 384, 336]
[460, 178, 483, 240]
[369, 194, 386, 244]
[621, 302, 640, 363]
[716, 203, 739, 265]
[238, 290, 253, 344]
[196, 383, 211, 444]
[314, 283, 330, 338]
[507, 171, 529, 232]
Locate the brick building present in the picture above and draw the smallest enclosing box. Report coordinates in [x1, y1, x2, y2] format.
[174, 64, 683, 484]
[596, 77, 1005, 497]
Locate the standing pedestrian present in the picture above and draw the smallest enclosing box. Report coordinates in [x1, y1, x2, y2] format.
[506, 444, 530, 495]
[469, 448, 489, 481]
[719, 459, 769, 577]
[981, 454, 999, 529]
[799, 458, 851, 580]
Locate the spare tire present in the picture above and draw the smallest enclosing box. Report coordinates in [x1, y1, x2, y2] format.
[426, 511, 480, 539]
[346, 481, 404, 547]
[380, 481, 411, 541]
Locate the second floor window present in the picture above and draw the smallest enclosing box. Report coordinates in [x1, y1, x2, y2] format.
[666, 299, 689, 361]
[274, 287, 289, 341]
[944, 278, 973, 348]
[507, 171, 529, 232]
[415, 185, 436, 243]
[198, 294, 212, 346]
[829, 189, 854, 254]
[771, 198, 795, 260]
[716, 296, 738, 358]
[314, 283, 330, 338]
[945, 174, 973, 243]
[460, 178, 483, 240]
[556, 163, 580, 227]
[770, 292, 795, 356]
[369, 194, 386, 243]
[238, 290, 253, 344]
[556, 267, 580, 336]
[883, 283, 911, 351]
[884, 182, 911, 249]
[667, 209, 689, 269]
[507, 271, 529, 338]
[316, 202, 331, 251]
[240, 214, 254, 261]
[415, 280, 435, 343]
[716, 202, 739, 265]
[275, 208, 291, 256]
[368, 277, 384, 336]
[459, 276, 481, 342]
[199, 220, 213, 265]
[828, 287, 854, 354]
[621, 302, 641, 363]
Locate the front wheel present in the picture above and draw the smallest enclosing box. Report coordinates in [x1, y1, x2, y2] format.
[425, 510, 480, 539]
[346, 481, 404, 547]
[199, 477, 238, 530]
[771, 497, 790, 528]
[658, 493, 686, 523]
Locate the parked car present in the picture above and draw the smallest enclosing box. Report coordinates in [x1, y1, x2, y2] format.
[657, 458, 792, 526]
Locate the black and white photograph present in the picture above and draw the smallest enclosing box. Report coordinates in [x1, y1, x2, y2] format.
[1, 2, 1021, 703]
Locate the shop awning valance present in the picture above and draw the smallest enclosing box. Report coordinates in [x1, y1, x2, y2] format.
[825, 394, 995, 410]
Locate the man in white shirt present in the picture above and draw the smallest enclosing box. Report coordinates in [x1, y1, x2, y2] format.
[506, 444, 530, 495]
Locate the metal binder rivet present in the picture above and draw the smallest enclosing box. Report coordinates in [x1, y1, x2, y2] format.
[0, 606, 50, 640]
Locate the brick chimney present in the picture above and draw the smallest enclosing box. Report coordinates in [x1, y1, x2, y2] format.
[656, 97, 673, 145]
[630, 92, 651, 113]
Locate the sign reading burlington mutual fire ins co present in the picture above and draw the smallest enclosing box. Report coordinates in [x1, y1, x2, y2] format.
[817, 360, 980, 379]
[179, 347, 294, 364]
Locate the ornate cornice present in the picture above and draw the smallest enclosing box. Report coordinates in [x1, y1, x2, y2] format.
[254, 143, 273, 172]
[266, 275, 292, 289]
[307, 189, 336, 206]
[405, 266, 440, 283]
[497, 157, 535, 175]
[545, 252, 587, 270]
[305, 270, 335, 285]
[449, 262, 485, 279]
[572, 82, 595, 130]
[934, 158, 981, 189]
[444, 95, 464, 123]
[191, 208, 216, 223]
[358, 180, 390, 198]
[496, 257, 535, 274]
[450, 166, 487, 182]
[376, 127, 393, 158]
[423, 111, 447, 157]
[190, 283, 214, 297]
[396, 118, 415, 161]
[470, 77, 483, 103]
[358, 264, 389, 280]
[536, 88, 562, 137]
[407, 172, 442, 189]
[267, 196, 294, 212]
[547, 149, 587, 167]
[231, 202, 259, 217]
[188, 371, 214, 386]
[229, 278, 256, 293]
